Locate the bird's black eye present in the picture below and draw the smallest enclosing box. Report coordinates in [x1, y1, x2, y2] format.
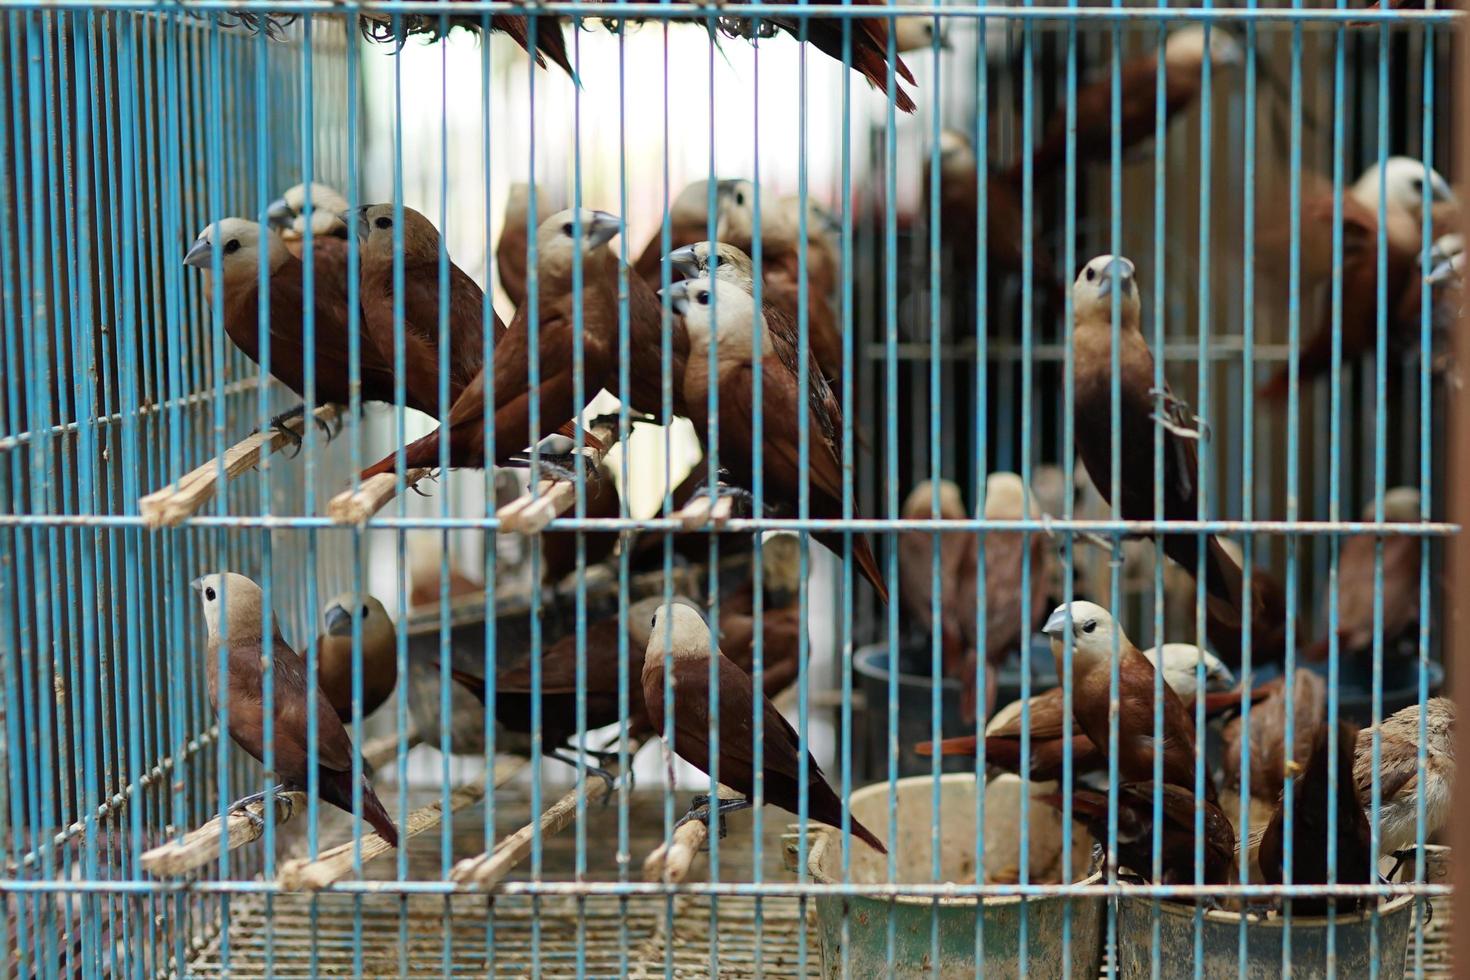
[374, 216, 392, 230]
[1085, 266, 1096, 282]
[1412, 177, 1424, 195]
[734, 191, 746, 206]
[696, 290, 710, 305]
[1083, 620, 1097, 634]
[223, 239, 241, 255]
[561, 222, 574, 236]
[650, 613, 658, 629]
[205, 586, 217, 602]
[361, 604, 370, 617]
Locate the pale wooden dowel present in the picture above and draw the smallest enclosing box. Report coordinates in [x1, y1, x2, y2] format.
[641, 819, 709, 884]
[496, 421, 619, 535]
[449, 773, 614, 887]
[140, 728, 412, 877]
[276, 753, 528, 891]
[326, 467, 434, 525]
[139, 405, 341, 529]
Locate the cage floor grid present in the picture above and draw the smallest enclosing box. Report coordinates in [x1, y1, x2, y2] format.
[181, 788, 1454, 977]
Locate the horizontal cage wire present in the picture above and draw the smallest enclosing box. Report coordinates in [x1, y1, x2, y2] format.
[0, 2, 1462, 978]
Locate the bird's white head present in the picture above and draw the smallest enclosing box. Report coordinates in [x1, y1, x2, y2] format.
[1164, 25, 1244, 71]
[666, 241, 755, 290]
[645, 601, 716, 664]
[1353, 157, 1457, 217]
[322, 593, 394, 643]
[661, 275, 759, 354]
[714, 179, 759, 240]
[1042, 600, 1128, 670]
[268, 182, 350, 238]
[1359, 486, 1423, 522]
[760, 532, 805, 597]
[537, 208, 621, 261]
[192, 572, 278, 642]
[901, 479, 967, 520]
[894, 15, 947, 53]
[984, 472, 1037, 521]
[183, 219, 289, 282]
[1072, 254, 1141, 326]
[938, 128, 977, 178]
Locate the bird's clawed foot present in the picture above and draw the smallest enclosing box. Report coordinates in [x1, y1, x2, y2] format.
[549, 749, 617, 803]
[676, 795, 754, 843]
[503, 452, 589, 485]
[224, 786, 292, 831]
[588, 410, 658, 432]
[1148, 387, 1210, 442]
[268, 404, 335, 456]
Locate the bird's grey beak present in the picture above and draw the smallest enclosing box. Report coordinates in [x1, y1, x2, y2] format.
[1042, 606, 1071, 637]
[190, 577, 204, 594]
[662, 281, 691, 317]
[1427, 254, 1460, 286]
[1210, 664, 1238, 692]
[1096, 257, 1133, 298]
[183, 238, 213, 269]
[266, 197, 295, 231]
[347, 207, 371, 243]
[585, 211, 621, 249]
[667, 245, 702, 279]
[324, 602, 352, 636]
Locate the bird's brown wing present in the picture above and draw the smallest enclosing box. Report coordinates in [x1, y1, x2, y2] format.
[224, 639, 356, 776]
[986, 689, 1074, 742]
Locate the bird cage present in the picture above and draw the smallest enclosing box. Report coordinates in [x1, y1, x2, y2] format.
[0, 2, 1462, 978]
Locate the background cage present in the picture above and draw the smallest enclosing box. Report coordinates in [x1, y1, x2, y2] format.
[0, 2, 1463, 977]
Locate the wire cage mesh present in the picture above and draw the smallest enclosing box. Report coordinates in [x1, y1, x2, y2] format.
[0, 2, 1462, 978]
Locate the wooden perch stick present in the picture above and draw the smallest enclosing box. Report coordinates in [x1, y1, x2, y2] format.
[670, 493, 735, 530]
[140, 728, 412, 877]
[641, 819, 709, 884]
[449, 771, 615, 887]
[139, 405, 341, 529]
[326, 467, 434, 525]
[496, 421, 620, 535]
[276, 753, 528, 891]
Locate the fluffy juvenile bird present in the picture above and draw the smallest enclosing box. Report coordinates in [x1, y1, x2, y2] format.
[267, 182, 351, 257]
[183, 219, 400, 440]
[668, 240, 843, 390]
[1043, 600, 1218, 802]
[1259, 721, 1373, 915]
[192, 573, 398, 845]
[314, 593, 397, 723]
[1304, 488, 1424, 662]
[1259, 159, 1455, 399]
[666, 274, 887, 602]
[642, 602, 886, 851]
[1070, 254, 1276, 668]
[1014, 26, 1243, 183]
[1356, 697, 1455, 858]
[1040, 782, 1236, 885]
[352, 204, 506, 419]
[359, 210, 687, 478]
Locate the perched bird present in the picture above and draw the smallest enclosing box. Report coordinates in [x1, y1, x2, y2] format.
[449, 595, 676, 785]
[352, 204, 506, 419]
[1013, 26, 1243, 182]
[266, 182, 351, 258]
[667, 240, 843, 391]
[183, 219, 399, 440]
[1355, 697, 1455, 858]
[1070, 254, 1277, 668]
[666, 274, 887, 601]
[1259, 159, 1455, 399]
[1220, 668, 1327, 808]
[633, 180, 746, 285]
[360, 209, 687, 478]
[719, 186, 842, 306]
[1040, 781, 1236, 885]
[1304, 488, 1424, 662]
[642, 602, 886, 851]
[897, 479, 972, 683]
[1043, 601, 1218, 802]
[717, 534, 809, 700]
[192, 573, 398, 846]
[314, 593, 398, 723]
[357, 10, 574, 78]
[921, 641, 1237, 781]
[1259, 721, 1373, 915]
